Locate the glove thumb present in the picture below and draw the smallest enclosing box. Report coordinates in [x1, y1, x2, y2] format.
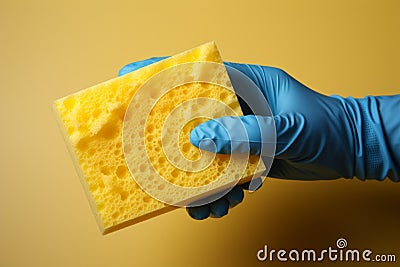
[190, 113, 305, 157]
[190, 115, 274, 156]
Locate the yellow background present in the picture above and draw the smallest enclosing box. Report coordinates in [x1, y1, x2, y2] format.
[1, 0, 399, 266]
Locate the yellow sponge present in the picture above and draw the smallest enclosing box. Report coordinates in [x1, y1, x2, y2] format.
[54, 41, 265, 234]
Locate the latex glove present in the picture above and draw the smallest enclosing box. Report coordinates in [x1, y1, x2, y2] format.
[119, 58, 400, 220]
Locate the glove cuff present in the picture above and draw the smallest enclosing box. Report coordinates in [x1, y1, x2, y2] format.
[334, 95, 392, 180]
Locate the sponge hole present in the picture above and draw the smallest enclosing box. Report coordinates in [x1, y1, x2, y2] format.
[157, 184, 165, 190]
[182, 143, 191, 153]
[143, 196, 151, 203]
[101, 166, 112, 175]
[146, 125, 154, 133]
[171, 169, 179, 178]
[146, 135, 154, 142]
[116, 165, 128, 178]
[139, 164, 146, 172]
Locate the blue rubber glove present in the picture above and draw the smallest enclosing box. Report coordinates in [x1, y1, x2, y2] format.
[119, 58, 400, 220]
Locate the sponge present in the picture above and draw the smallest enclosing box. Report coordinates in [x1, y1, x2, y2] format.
[54, 42, 265, 234]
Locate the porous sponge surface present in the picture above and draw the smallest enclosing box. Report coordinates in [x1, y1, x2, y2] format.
[54, 42, 265, 234]
[142, 83, 262, 187]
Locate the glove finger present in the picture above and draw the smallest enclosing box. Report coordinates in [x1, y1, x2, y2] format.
[190, 115, 275, 156]
[209, 198, 230, 218]
[190, 113, 306, 159]
[224, 186, 244, 208]
[240, 177, 263, 191]
[118, 56, 169, 76]
[186, 205, 211, 220]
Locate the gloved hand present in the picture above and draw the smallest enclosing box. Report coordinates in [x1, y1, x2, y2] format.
[119, 58, 400, 220]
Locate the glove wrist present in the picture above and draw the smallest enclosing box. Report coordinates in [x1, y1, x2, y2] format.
[333, 95, 394, 180]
